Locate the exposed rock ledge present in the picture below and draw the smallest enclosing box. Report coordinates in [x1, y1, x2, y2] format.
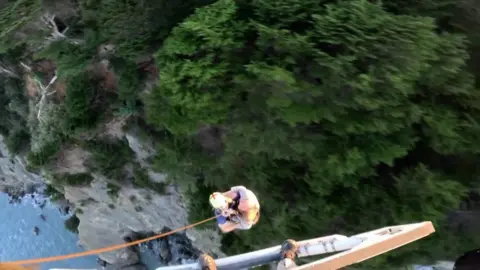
[63, 132, 225, 265]
[0, 136, 44, 195]
[0, 134, 225, 267]
[64, 177, 224, 265]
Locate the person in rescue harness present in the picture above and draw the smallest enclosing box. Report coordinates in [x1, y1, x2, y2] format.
[209, 185, 260, 233]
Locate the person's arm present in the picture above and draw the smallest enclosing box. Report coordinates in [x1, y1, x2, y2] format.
[232, 186, 259, 213]
[223, 186, 247, 200]
[222, 190, 237, 199]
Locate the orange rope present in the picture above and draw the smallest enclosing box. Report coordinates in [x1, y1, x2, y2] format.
[5, 216, 217, 265]
[0, 264, 40, 270]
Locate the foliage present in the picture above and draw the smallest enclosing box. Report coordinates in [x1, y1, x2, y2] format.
[2, 0, 480, 267]
[35, 37, 96, 79]
[109, 57, 144, 116]
[44, 184, 64, 201]
[185, 177, 216, 229]
[64, 214, 80, 233]
[4, 129, 30, 154]
[0, 66, 30, 154]
[83, 138, 134, 181]
[0, 0, 42, 52]
[132, 167, 167, 194]
[146, 0, 480, 266]
[63, 72, 105, 132]
[52, 173, 94, 186]
[106, 183, 120, 198]
[78, 0, 215, 58]
[26, 141, 59, 168]
[28, 102, 65, 153]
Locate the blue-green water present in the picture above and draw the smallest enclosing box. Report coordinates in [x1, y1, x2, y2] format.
[0, 192, 98, 269]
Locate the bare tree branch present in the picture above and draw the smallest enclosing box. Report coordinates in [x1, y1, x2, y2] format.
[41, 13, 66, 39]
[35, 72, 58, 122]
[0, 65, 19, 78]
[20, 62, 32, 72]
[41, 12, 84, 45]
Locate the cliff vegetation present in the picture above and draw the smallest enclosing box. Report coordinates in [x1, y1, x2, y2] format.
[1, 0, 480, 268]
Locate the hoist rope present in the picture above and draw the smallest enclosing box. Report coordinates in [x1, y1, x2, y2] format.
[4, 216, 217, 266]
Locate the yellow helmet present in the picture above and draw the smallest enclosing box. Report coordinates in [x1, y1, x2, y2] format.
[209, 192, 229, 209]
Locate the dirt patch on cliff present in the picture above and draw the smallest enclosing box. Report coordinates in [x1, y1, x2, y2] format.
[54, 146, 91, 174]
[54, 80, 67, 100]
[35, 59, 57, 84]
[25, 75, 38, 98]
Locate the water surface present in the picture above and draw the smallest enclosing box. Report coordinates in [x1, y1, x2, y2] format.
[0, 192, 98, 269]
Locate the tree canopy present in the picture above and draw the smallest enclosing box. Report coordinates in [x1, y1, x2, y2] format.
[146, 0, 480, 267]
[1, 0, 480, 268]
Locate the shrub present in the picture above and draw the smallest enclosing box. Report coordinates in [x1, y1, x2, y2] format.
[44, 184, 64, 201]
[28, 102, 66, 154]
[64, 214, 80, 233]
[78, 0, 214, 59]
[44, 184, 56, 195]
[132, 167, 166, 194]
[26, 142, 60, 168]
[63, 72, 105, 132]
[4, 129, 29, 154]
[83, 138, 134, 181]
[53, 173, 94, 186]
[107, 183, 120, 199]
[0, 76, 30, 155]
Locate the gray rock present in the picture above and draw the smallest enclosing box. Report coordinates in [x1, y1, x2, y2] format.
[125, 133, 155, 167]
[63, 164, 224, 265]
[138, 228, 201, 266]
[0, 135, 44, 192]
[0, 133, 225, 266]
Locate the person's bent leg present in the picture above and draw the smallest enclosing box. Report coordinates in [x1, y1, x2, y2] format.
[218, 220, 239, 233]
[276, 239, 298, 270]
[233, 219, 252, 231]
[276, 258, 297, 270]
[199, 253, 216, 270]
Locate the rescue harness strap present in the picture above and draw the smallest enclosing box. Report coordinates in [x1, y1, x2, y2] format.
[5, 216, 217, 266]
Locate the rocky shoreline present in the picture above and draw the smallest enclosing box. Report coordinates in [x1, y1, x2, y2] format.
[3, 184, 72, 214]
[0, 134, 224, 270]
[2, 185, 213, 270]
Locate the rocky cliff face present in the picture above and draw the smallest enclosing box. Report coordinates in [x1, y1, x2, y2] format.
[64, 175, 223, 266]
[0, 134, 225, 267]
[0, 136, 44, 195]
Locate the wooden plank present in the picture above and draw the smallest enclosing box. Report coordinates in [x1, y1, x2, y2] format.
[294, 222, 435, 270]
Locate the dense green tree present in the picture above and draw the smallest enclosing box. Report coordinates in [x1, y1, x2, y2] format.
[0, 0, 42, 52]
[381, 0, 480, 80]
[63, 71, 105, 131]
[2, 0, 480, 267]
[0, 49, 30, 154]
[147, 0, 480, 266]
[109, 57, 145, 116]
[78, 0, 215, 58]
[82, 138, 134, 181]
[34, 30, 103, 78]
